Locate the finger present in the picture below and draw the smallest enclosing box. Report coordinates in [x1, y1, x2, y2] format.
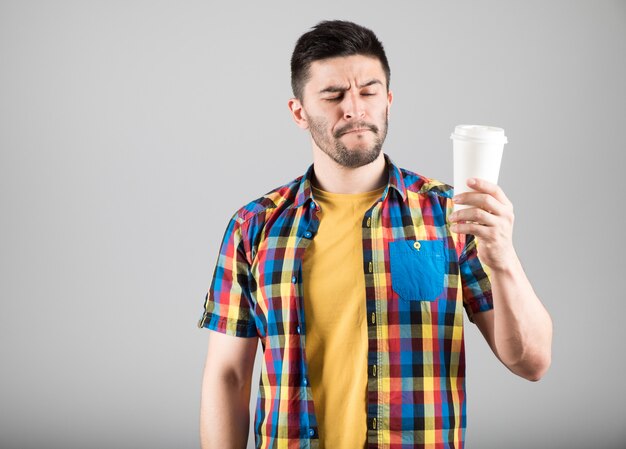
[452, 192, 505, 216]
[449, 207, 498, 226]
[450, 221, 491, 237]
[465, 178, 511, 207]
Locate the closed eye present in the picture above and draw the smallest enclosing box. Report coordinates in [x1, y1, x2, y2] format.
[324, 92, 377, 101]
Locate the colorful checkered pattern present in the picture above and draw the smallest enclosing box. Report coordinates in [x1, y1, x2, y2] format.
[198, 154, 493, 449]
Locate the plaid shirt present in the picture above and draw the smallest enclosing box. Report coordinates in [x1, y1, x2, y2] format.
[198, 154, 493, 449]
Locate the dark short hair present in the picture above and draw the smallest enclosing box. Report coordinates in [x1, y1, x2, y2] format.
[290, 20, 391, 101]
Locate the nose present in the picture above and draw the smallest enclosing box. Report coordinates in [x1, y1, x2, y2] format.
[342, 91, 365, 120]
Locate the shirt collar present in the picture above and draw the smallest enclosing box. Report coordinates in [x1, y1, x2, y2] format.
[293, 153, 407, 208]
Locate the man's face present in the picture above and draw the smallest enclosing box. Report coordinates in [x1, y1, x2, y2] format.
[296, 55, 392, 169]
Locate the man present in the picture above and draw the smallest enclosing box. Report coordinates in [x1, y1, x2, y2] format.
[198, 20, 552, 449]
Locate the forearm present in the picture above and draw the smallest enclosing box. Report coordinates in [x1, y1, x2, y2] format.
[489, 252, 553, 380]
[200, 374, 251, 449]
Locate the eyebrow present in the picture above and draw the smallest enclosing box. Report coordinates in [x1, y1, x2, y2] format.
[318, 79, 383, 94]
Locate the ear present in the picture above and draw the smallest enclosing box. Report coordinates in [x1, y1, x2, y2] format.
[288, 97, 309, 130]
[386, 89, 393, 119]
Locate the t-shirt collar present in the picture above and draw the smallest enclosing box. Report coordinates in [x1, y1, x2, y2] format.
[293, 153, 407, 209]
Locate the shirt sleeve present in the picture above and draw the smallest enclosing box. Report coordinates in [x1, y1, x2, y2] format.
[458, 233, 494, 322]
[197, 213, 257, 338]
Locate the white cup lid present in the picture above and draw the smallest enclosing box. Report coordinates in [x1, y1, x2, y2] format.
[450, 125, 508, 144]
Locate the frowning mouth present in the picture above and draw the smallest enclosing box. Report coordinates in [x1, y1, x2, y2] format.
[334, 122, 379, 137]
[342, 128, 370, 135]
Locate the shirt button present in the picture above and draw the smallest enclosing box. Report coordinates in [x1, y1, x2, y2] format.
[366, 217, 371, 227]
[296, 326, 301, 334]
[310, 202, 316, 208]
[308, 428, 315, 437]
[292, 276, 297, 283]
[303, 378, 308, 386]
[304, 231, 312, 238]
[368, 261, 373, 273]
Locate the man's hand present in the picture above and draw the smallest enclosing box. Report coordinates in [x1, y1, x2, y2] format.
[449, 178, 516, 271]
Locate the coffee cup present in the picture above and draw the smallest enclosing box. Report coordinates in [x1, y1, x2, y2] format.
[451, 125, 507, 212]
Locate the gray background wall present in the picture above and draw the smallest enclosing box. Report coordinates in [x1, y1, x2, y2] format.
[1, 1, 625, 448]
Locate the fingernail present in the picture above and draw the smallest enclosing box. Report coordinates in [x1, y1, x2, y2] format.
[467, 178, 476, 186]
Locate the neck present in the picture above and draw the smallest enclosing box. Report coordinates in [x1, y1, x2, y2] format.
[311, 147, 388, 194]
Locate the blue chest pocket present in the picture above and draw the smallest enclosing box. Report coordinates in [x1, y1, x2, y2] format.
[389, 239, 447, 302]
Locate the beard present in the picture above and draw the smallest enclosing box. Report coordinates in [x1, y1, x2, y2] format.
[307, 108, 389, 169]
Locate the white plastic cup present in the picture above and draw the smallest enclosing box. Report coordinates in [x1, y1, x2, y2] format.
[451, 125, 508, 212]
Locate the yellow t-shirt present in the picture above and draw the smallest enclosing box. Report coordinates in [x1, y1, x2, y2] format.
[302, 184, 385, 449]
